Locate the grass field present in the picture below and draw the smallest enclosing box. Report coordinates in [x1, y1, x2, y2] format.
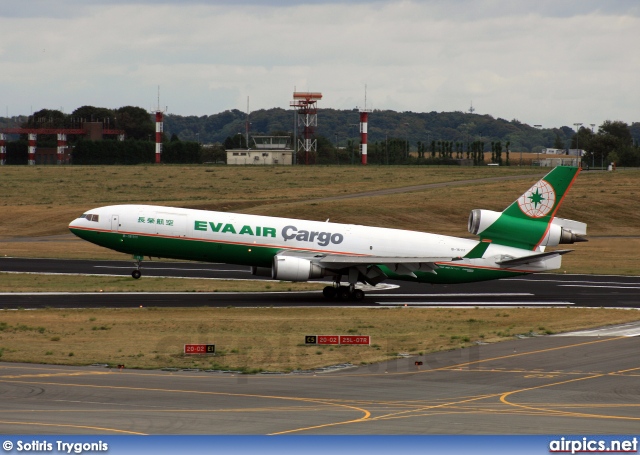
[1, 307, 638, 372]
[2, 165, 639, 274]
[1, 164, 639, 371]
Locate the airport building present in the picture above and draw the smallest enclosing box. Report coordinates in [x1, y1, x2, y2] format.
[538, 148, 584, 167]
[226, 136, 293, 165]
[0, 121, 125, 165]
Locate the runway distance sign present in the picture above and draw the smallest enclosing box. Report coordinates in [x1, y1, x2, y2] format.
[339, 336, 370, 345]
[318, 335, 340, 345]
[184, 344, 216, 355]
[305, 335, 370, 345]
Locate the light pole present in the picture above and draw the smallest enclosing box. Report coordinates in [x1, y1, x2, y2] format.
[534, 124, 542, 167]
[573, 123, 582, 150]
[573, 123, 582, 168]
[590, 124, 596, 168]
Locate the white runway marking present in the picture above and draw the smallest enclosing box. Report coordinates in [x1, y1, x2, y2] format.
[555, 321, 640, 337]
[369, 293, 533, 298]
[559, 285, 640, 290]
[378, 301, 574, 306]
[93, 266, 248, 272]
[508, 278, 640, 285]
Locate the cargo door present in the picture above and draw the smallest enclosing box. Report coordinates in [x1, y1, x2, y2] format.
[111, 215, 120, 232]
[155, 212, 187, 238]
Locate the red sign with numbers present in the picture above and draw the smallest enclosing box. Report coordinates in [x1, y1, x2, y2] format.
[317, 335, 340, 345]
[184, 344, 216, 354]
[314, 335, 370, 345]
[339, 336, 370, 345]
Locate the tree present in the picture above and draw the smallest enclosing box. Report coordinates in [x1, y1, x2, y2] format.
[505, 141, 510, 166]
[571, 126, 594, 150]
[223, 134, 246, 150]
[72, 106, 115, 124]
[599, 120, 632, 145]
[553, 134, 565, 149]
[115, 106, 155, 141]
[27, 109, 66, 128]
[316, 135, 335, 164]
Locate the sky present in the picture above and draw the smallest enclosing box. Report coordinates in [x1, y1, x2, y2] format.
[1, 0, 638, 129]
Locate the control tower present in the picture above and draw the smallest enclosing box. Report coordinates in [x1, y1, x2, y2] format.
[290, 92, 322, 165]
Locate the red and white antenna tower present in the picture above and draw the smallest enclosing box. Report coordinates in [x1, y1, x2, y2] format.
[359, 85, 372, 165]
[28, 133, 37, 165]
[0, 133, 6, 165]
[153, 86, 165, 164]
[290, 91, 322, 165]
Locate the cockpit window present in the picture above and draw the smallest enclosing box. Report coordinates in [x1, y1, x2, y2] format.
[80, 213, 99, 222]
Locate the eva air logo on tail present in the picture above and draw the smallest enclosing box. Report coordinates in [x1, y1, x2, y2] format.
[517, 179, 556, 218]
[474, 166, 581, 250]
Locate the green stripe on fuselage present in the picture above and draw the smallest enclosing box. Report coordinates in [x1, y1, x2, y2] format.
[70, 228, 526, 285]
[69, 228, 279, 267]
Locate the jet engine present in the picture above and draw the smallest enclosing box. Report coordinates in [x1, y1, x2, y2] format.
[468, 209, 587, 247]
[468, 209, 501, 237]
[537, 219, 588, 247]
[271, 255, 327, 281]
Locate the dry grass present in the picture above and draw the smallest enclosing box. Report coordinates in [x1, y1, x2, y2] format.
[0, 273, 324, 293]
[0, 165, 541, 237]
[1, 165, 639, 370]
[2, 166, 638, 275]
[0, 307, 638, 372]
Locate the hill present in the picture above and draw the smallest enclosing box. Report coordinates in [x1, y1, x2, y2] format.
[164, 108, 582, 153]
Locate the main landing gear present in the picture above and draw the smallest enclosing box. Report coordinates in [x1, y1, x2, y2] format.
[322, 282, 365, 301]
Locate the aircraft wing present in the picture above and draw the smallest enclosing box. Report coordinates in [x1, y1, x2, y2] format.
[495, 249, 573, 267]
[319, 254, 452, 267]
[314, 253, 460, 279]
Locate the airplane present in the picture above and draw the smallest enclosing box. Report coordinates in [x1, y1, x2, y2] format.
[69, 166, 587, 300]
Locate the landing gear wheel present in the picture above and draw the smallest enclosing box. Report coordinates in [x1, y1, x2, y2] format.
[322, 286, 337, 299]
[337, 286, 351, 300]
[352, 289, 365, 301]
[132, 270, 142, 279]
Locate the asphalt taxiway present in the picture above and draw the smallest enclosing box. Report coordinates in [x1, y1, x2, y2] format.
[1, 331, 639, 435]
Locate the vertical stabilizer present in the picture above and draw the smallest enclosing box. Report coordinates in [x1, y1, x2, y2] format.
[469, 166, 582, 250]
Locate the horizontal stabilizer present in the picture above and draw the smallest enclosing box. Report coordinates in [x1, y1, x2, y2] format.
[552, 217, 587, 236]
[496, 249, 573, 267]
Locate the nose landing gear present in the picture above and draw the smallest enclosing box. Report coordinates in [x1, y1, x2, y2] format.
[131, 255, 143, 279]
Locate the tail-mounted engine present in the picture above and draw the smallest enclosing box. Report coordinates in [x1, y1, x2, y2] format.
[468, 209, 587, 248]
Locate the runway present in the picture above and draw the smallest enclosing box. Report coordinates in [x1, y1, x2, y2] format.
[1, 257, 640, 308]
[1, 257, 639, 434]
[1, 333, 639, 435]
